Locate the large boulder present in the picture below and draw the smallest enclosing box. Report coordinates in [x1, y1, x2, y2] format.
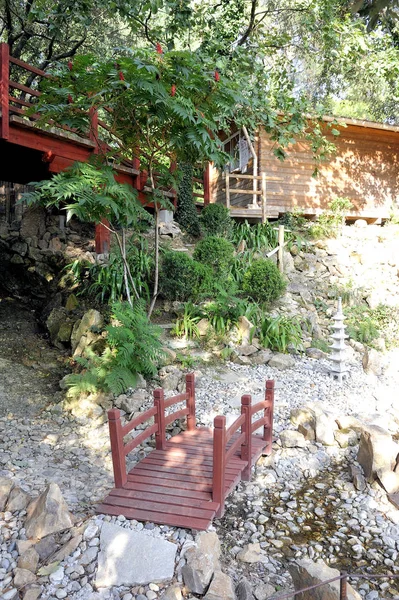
[268, 353, 295, 370]
[362, 347, 383, 375]
[357, 427, 399, 482]
[95, 522, 176, 587]
[6, 486, 31, 512]
[289, 559, 361, 600]
[203, 571, 235, 600]
[0, 477, 14, 511]
[71, 309, 103, 355]
[181, 547, 214, 595]
[24, 483, 74, 540]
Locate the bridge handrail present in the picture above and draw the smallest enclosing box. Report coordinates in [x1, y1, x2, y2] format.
[212, 381, 275, 517]
[108, 373, 196, 488]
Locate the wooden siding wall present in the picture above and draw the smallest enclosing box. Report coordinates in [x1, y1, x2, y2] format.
[259, 124, 399, 218]
[210, 124, 399, 219]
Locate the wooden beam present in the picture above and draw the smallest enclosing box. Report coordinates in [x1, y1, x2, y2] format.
[0, 43, 9, 140]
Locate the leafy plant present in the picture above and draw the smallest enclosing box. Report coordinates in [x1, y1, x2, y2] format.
[171, 303, 202, 339]
[242, 258, 286, 304]
[65, 301, 164, 397]
[193, 236, 234, 277]
[159, 251, 215, 302]
[258, 314, 304, 353]
[200, 204, 233, 237]
[345, 303, 399, 347]
[175, 162, 201, 237]
[231, 221, 278, 252]
[310, 197, 353, 239]
[311, 338, 331, 353]
[203, 289, 256, 336]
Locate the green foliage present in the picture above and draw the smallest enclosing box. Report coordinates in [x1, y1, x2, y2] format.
[193, 236, 234, 277]
[202, 289, 258, 336]
[229, 250, 256, 288]
[311, 338, 331, 353]
[258, 314, 304, 353]
[345, 304, 399, 348]
[199, 204, 233, 237]
[231, 221, 278, 252]
[279, 210, 307, 231]
[310, 197, 354, 239]
[24, 161, 151, 228]
[65, 301, 164, 397]
[159, 251, 215, 302]
[175, 163, 201, 237]
[242, 259, 287, 304]
[171, 303, 202, 339]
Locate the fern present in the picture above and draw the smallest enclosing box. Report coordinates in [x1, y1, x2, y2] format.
[64, 301, 165, 397]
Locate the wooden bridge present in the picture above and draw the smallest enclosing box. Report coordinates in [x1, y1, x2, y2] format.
[98, 375, 274, 530]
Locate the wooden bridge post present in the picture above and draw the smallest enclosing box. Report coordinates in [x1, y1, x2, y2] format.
[213, 415, 226, 518]
[186, 373, 196, 431]
[154, 388, 166, 450]
[0, 43, 10, 140]
[264, 380, 275, 456]
[108, 408, 127, 488]
[241, 394, 252, 481]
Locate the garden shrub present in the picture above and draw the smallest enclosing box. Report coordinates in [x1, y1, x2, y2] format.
[200, 203, 233, 237]
[310, 197, 353, 239]
[175, 162, 201, 237]
[258, 314, 303, 353]
[193, 235, 234, 277]
[242, 258, 286, 303]
[159, 251, 215, 301]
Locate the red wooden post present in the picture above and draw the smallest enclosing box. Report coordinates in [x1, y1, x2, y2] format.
[241, 394, 252, 481]
[108, 408, 127, 488]
[264, 379, 275, 455]
[185, 373, 196, 431]
[154, 388, 166, 450]
[203, 163, 211, 206]
[95, 218, 111, 254]
[89, 106, 99, 152]
[0, 43, 10, 140]
[170, 161, 177, 209]
[213, 415, 226, 517]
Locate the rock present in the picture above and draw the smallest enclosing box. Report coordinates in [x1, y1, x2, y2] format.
[350, 465, 367, 492]
[116, 390, 147, 414]
[357, 428, 399, 481]
[268, 353, 295, 370]
[237, 316, 255, 344]
[65, 294, 79, 311]
[354, 219, 368, 228]
[336, 415, 364, 433]
[314, 412, 338, 446]
[159, 221, 182, 237]
[80, 546, 99, 565]
[334, 429, 358, 448]
[158, 366, 182, 391]
[0, 476, 14, 511]
[251, 350, 273, 365]
[95, 522, 177, 587]
[22, 586, 42, 600]
[17, 548, 40, 572]
[306, 312, 323, 340]
[197, 319, 211, 336]
[13, 568, 37, 588]
[71, 309, 103, 354]
[236, 578, 254, 600]
[362, 347, 383, 376]
[283, 250, 296, 273]
[181, 547, 214, 595]
[377, 469, 399, 494]
[235, 344, 258, 356]
[236, 543, 263, 563]
[254, 582, 276, 600]
[159, 585, 182, 600]
[306, 347, 327, 359]
[25, 483, 74, 540]
[203, 571, 235, 600]
[34, 535, 58, 561]
[6, 486, 31, 512]
[46, 307, 68, 346]
[289, 559, 361, 600]
[53, 534, 82, 562]
[11, 241, 28, 256]
[280, 430, 307, 448]
[49, 566, 64, 584]
[196, 532, 221, 570]
[160, 347, 177, 366]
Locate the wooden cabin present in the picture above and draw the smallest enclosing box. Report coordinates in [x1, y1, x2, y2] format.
[208, 118, 399, 222]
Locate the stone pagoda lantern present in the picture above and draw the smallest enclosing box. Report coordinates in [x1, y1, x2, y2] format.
[329, 297, 348, 382]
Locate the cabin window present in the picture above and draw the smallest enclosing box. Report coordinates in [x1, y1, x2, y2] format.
[223, 130, 249, 173]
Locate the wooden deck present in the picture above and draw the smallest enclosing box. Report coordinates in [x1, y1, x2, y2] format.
[97, 375, 274, 530]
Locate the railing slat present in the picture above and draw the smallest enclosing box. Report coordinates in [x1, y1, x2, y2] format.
[251, 416, 267, 434]
[124, 423, 158, 456]
[121, 406, 158, 437]
[164, 393, 188, 409]
[9, 56, 47, 77]
[0, 43, 10, 140]
[225, 432, 246, 462]
[226, 414, 246, 443]
[9, 80, 41, 97]
[165, 407, 189, 426]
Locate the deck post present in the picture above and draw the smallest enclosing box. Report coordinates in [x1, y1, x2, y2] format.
[263, 380, 275, 455]
[213, 415, 226, 517]
[241, 394, 252, 481]
[154, 388, 166, 450]
[0, 43, 10, 140]
[185, 373, 196, 431]
[108, 408, 127, 488]
[261, 172, 267, 224]
[203, 163, 211, 206]
[225, 172, 230, 210]
[95, 218, 111, 254]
